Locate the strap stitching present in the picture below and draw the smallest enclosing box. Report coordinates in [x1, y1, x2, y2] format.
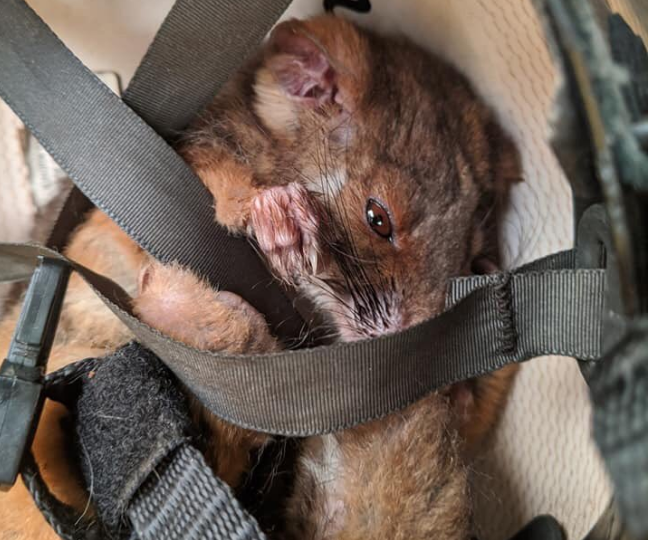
[4, 244, 603, 436]
[495, 273, 517, 355]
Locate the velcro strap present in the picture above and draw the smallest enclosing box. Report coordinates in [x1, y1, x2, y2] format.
[0, 243, 606, 437]
[22, 350, 264, 540]
[75, 343, 192, 529]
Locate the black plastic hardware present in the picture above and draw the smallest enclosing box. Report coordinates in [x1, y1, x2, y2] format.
[0, 257, 70, 490]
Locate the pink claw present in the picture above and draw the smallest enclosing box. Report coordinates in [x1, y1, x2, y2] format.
[250, 183, 322, 282]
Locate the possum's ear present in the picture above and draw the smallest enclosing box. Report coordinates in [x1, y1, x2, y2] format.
[265, 20, 338, 108]
[254, 17, 362, 137]
[266, 21, 337, 109]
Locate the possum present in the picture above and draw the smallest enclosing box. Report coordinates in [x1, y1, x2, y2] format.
[135, 14, 521, 539]
[0, 14, 520, 540]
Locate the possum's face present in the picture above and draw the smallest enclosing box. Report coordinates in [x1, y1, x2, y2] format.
[251, 16, 520, 341]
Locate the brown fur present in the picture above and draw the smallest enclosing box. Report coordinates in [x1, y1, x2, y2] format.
[181, 15, 521, 340]
[134, 262, 277, 486]
[287, 395, 470, 540]
[0, 14, 521, 539]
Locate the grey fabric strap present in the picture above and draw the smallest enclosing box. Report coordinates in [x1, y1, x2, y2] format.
[123, 0, 292, 142]
[0, 242, 606, 436]
[48, 0, 292, 264]
[22, 354, 263, 540]
[0, 0, 304, 344]
[129, 444, 265, 540]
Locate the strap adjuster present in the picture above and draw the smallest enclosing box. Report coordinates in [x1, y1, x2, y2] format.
[0, 256, 70, 490]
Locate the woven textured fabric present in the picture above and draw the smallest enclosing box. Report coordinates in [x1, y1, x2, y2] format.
[0, 242, 606, 438]
[129, 444, 265, 540]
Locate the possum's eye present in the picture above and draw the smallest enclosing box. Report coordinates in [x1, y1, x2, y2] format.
[366, 199, 393, 240]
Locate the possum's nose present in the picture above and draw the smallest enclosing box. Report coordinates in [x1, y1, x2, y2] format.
[338, 310, 405, 342]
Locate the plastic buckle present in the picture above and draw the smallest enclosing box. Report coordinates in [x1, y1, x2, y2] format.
[0, 256, 70, 490]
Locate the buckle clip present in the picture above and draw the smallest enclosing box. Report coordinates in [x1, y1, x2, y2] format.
[0, 256, 70, 490]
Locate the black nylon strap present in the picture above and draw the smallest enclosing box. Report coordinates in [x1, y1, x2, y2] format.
[21, 449, 106, 540]
[0, 0, 304, 344]
[48, 0, 293, 263]
[45, 187, 93, 252]
[21, 358, 109, 540]
[22, 353, 264, 540]
[0, 243, 606, 436]
[129, 444, 265, 540]
[123, 0, 292, 142]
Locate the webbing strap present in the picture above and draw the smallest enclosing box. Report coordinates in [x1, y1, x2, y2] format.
[129, 444, 265, 540]
[123, 0, 292, 141]
[21, 449, 105, 540]
[0, 243, 606, 436]
[48, 0, 292, 261]
[0, 0, 304, 343]
[21, 352, 264, 540]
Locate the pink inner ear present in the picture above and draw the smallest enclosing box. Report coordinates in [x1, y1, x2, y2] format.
[268, 25, 337, 108]
[137, 263, 153, 294]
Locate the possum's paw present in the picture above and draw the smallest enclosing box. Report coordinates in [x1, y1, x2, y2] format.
[250, 182, 322, 282]
[133, 261, 279, 354]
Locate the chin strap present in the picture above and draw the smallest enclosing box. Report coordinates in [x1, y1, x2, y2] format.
[0, 242, 606, 438]
[19, 343, 569, 540]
